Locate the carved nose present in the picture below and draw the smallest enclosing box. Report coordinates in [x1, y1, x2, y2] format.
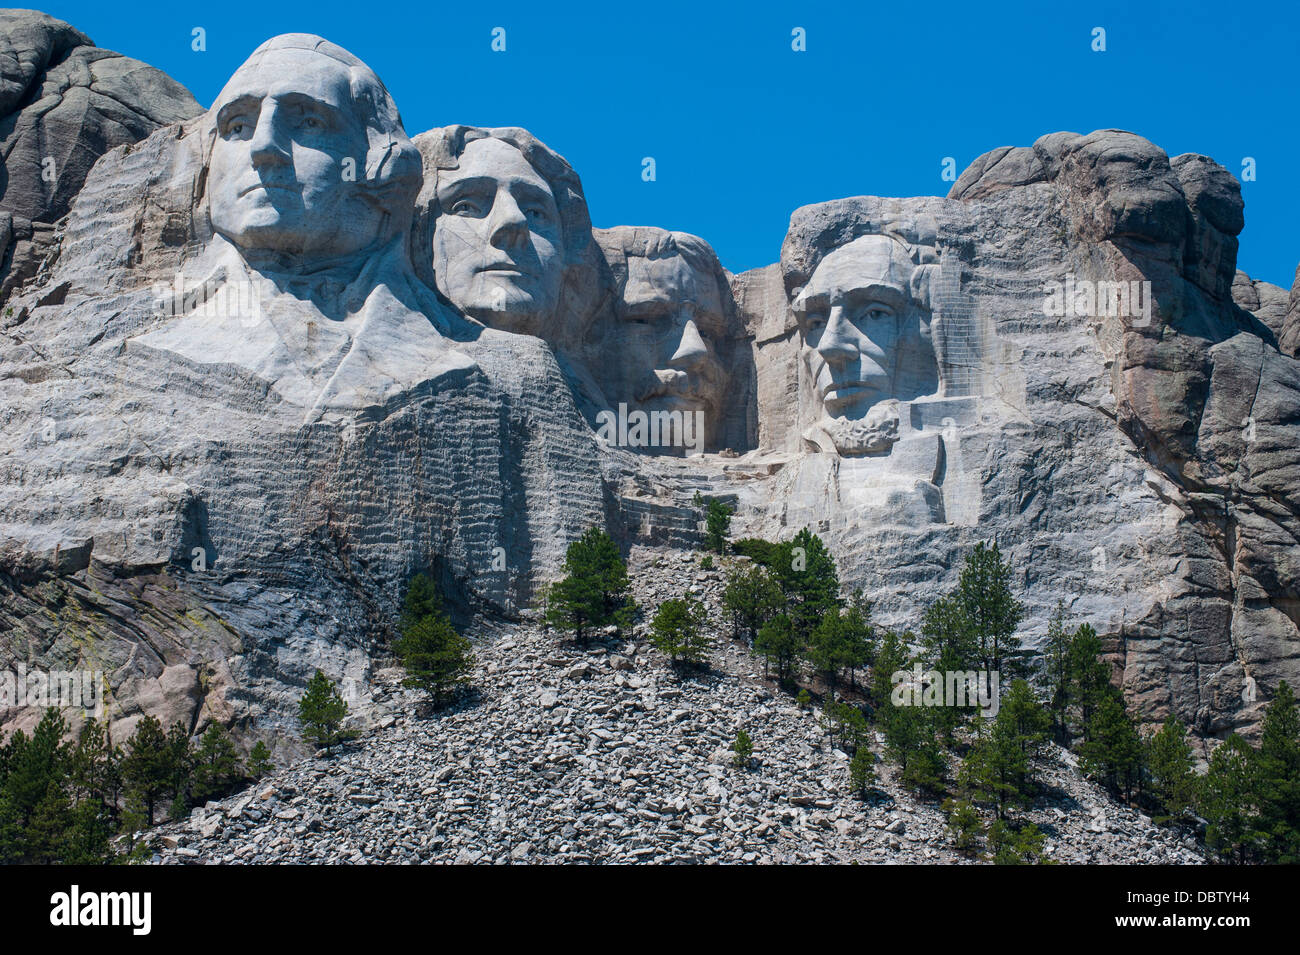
[816, 307, 859, 365]
[668, 317, 709, 370]
[487, 191, 529, 247]
[248, 107, 291, 168]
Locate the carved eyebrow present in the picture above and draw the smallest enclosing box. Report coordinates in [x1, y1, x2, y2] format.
[796, 292, 830, 314]
[275, 92, 346, 124]
[216, 95, 261, 127]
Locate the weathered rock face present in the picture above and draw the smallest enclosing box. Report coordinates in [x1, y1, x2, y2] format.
[0, 10, 201, 302]
[0, 19, 1294, 762]
[722, 130, 1300, 748]
[0, 34, 605, 751]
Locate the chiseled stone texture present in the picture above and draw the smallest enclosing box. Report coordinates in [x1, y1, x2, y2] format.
[0, 9, 201, 302]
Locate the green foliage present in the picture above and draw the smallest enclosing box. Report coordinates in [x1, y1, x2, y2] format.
[807, 591, 873, 692]
[1077, 687, 1142, 801]
[1143, 716, 1196, 822]
[191, 724, 244, 806]
[699, 554, 713, 571]
[755, 614, 801, 686]
[396, 573, 475, 706]
[730, 537, 779, 567]
[943, 798, 983, 854]
[1199, 733, 1261, 863]
[849, 746, 877, 798]
[246, 740, 274, 779]
[703, 497, 734, 554]
[796, 688, 812, 711]
[731, 728, 753, 769]
[960, 680, 1049, 820]
[120, 715, 173, 826]
[821, 698, 870, 755]
[953, 541, 1025, 677]
[721, 564, 784, 644]
[880, 698, 947, 795]
[649, 597, 711, 668]
[298, 670, 349, 754]
[543, 527, 635, 644]
[1066, 623, 1112, 740]
[1256, 681, 1300, 863]
[772, 528, 841, 644]
[1040, 601, 1071, 742]
[988, 820, 1048, 864]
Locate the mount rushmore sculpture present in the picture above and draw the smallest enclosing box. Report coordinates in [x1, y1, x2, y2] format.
[2, 15, 1298, 759]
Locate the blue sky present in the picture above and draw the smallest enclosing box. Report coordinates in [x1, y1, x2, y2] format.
[42, 0, 1300, 286]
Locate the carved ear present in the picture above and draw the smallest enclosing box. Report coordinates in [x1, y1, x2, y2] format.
[910, 263, 940, 312]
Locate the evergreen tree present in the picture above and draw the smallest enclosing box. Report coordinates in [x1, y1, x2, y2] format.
[1199, 734, 1262, 864]
[953, 541, 1025, 677]
[395, 614, 475, 706]
[165, 721, 195, 819]
[703, 497, 733, 554]
[772, 528, 841, 643]
[192, 724, 244, 805]
[960, 683, 1049, 822]
[0, 709, 72, 863]
[544, 527, 635, 645]
[807, 591, 873, 693]
[721, 564, 784, 644]
[1255, 681, 1300, 863]
[247, 740, 275, 779]
[1066, 624, 1112, 741]
[120, 714, 172, 826]
[1077, 687, 1142, 801]
[943, 798, 983, 854]
[649, 597, 711, 668]
[849, 746, 877, 799]
[754, 614, 802, 686]
[1040, 601, 1072, 743]
[881, 700, 946, 794]
[1143, 716, 1196, 822]
[731, 728, 753, 769]
[298, 670, 349, 754]
[988, 820, 1048, 865]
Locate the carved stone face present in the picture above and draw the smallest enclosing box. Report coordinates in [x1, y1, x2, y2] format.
[208, 48, 385, 262]
[432, 137, 563, 333]
[611, 250, 727, 424]
[794, 235, 933, 430]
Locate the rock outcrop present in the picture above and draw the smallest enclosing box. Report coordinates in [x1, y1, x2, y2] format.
[0, 20, 1296, 766]
[0, 10, 201, 302]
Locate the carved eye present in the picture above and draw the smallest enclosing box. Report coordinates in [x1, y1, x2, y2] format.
[450, 198, 483, 217]
[803, 312, 827, 331]
[222, 118, 253, 139]
[301, 115, 325, 131]
[861, 305, 894, 323]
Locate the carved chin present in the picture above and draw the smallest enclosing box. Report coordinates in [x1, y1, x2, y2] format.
[822, 400, 902, 456]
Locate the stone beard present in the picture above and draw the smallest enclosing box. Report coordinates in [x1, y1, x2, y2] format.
[793, 233, 938, 456]
[430, 136, 564, 334]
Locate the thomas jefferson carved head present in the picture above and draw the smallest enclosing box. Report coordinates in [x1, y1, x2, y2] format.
[414, 126, 594, 337]
[204, 34, 421, 269]
[792, 234, 938, 454]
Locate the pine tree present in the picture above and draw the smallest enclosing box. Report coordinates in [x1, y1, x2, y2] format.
[1199, 734, 1262, 864]
[773, 528, 841, 643]
[1067, 624, 1112, 741]
[754, 614, 801, 686]
[807, 592, 873, 693]
[721, 564, 784, 644]
[943, 798, 983, 854]
[247, 740, 275, 779]
[731, 728, 753, 769]
[882, 700, 946, 794]
[954, 541, 1025, 677]
[0, 709, 72, 863]
[121, 714, 172, 826]
[1077, 687, 1142, 802]
[649, 597, 711, 668]
[298, 670, 349, 754]
[1255, 680, 1300, 863]
[192, 724, 244, 805]
[1040, 601, 1072, 743]
[1143, 716, 1196, 822]
[703, 497, 733, 554]
[165, 721, 195, 819]
[849, 746, 877, 798]
[544, 527, 635, 645]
